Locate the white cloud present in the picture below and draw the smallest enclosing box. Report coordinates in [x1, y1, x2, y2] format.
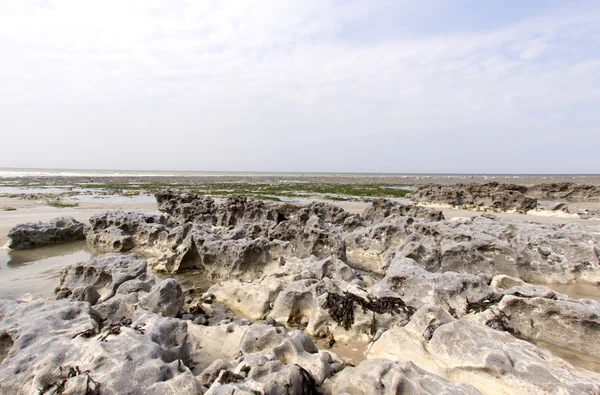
[0, 1, 599, 172]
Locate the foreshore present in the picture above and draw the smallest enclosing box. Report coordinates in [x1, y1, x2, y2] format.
[2, 174, 600, 394]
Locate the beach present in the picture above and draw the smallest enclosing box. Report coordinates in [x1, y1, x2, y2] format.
[2, 170, 600, 394]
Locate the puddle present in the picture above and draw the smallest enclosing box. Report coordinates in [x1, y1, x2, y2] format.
[534, 340, 600, 374]
[534, 282, 600, 302]
[314, 337, 370, 366]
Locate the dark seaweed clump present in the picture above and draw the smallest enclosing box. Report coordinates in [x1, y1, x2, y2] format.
[295, 364, 319, 395]
[465, 295, 503, 314]
[325, 292, 415, 330]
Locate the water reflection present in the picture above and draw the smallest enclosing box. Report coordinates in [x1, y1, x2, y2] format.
[0, 242, 92, 299]
[3, 241, 91, 267]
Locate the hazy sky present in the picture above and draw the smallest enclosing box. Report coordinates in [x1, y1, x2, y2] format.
[1, 1, 599, 173]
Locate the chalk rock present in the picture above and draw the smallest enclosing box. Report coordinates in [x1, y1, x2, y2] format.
[200, 324, 338, 393]
[369, 305, 600, 395]
[0, 299, 198, 395]
[528, 182, 600, 202]
[325, 359, 481, 395]
[410, 182, 536, 212]
[7, 216, 85, 250]
[208, 280, 281, 320]
[56, 253, 148, 304]
[369, 257, 500, 317]
[497, 295, 600, 359]
[140, 279, 185, 318]
[85, 210, 168, 252]
[363, 198, 444, 221]
[156, 191, 217, 224]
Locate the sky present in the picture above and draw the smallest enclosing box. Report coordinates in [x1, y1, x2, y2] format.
[0, 0, 599, 174]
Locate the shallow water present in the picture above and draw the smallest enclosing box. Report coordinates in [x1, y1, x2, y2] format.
[67, 194, 156, 205]
[538, 282, 600, 302]
[0, 242, 92, 299]
[0, 243, 219, 301]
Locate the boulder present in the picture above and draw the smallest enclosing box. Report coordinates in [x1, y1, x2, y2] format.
[85, 211, 169, 252]
[7, 216, 85, 250]
[140, 279, 185, 318]
[55, 253, 149, 304]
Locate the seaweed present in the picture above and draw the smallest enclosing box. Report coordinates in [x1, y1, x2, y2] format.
[465, 295, 503, 314]
[485, 310, 518, 335]
[295, 364, 319, 395]
[325, 292, 415, 330]
[216, 370, 245, 385]
[325, 293, 355, 330]
[38, 366, 99, 395]
[98, 318, 144, 341]
[72, 328, 98, 339]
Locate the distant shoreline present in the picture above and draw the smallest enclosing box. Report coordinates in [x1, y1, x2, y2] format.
[1, 167, 599, 178]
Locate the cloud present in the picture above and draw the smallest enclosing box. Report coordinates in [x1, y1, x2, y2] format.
[0, 0, 599, 173]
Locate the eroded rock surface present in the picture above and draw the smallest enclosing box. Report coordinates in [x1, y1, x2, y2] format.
[368, 305, 600, 395]
[0, 299, 198, 395]
[5, 193, 600, 394]
[528, 182, 600, 202]
[84, 194, 600, 284]
[324, 359, 482, 395]
[7, 216, 85, 250]
[409, 182, 537, 212]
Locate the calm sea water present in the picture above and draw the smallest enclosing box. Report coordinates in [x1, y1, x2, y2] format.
[1, 167, 598, 179]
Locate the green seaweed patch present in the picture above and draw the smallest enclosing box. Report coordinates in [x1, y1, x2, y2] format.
[73, 182, 410, 200]
[46, 201, 80, 208]
[1, 206, 17, 211]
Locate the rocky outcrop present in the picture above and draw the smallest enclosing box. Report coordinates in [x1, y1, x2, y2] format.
[84, 195, 600, 285]
[324, 359, 482, 395]
[200, 324, 338, 393]
[368, 305, 600, 395]
[0, 299, 199, 395]
[362, 198, 445, 222]
[85, 211, 170, 252]
[528, 183, 600, 202]
[369, 257, 501, 317]
[409, 182, 537, 212]
[55, 253, 149, 303]
[496, 295, 600, 359]
[3, 198, 600, 395]
[386, 214, 600, 283]
[6, 216, 85, 250]
[139, 279, 185, 318]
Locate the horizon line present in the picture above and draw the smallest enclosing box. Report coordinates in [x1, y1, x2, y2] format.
[1, 166, 599, 177]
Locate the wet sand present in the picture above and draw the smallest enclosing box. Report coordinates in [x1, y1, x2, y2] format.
[2, 171, 600, 186]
